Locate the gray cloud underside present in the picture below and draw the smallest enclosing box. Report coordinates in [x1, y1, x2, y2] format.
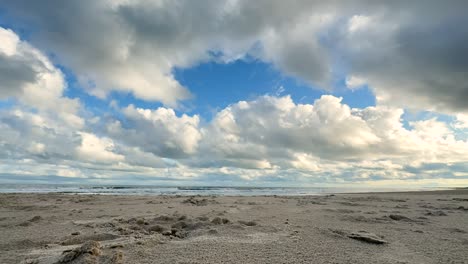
[1, 0, 468, 111]
[0, 54, 38, 97]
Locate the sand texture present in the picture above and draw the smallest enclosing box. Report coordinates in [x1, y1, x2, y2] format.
[1, 189, 467, 263]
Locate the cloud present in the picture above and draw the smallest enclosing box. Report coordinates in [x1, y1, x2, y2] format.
[196, 95, 468, 173]
[0, 0, 193, 106]
[0, 27, 83, 128]
[0, 109, 79, 161]
[5, 80, 463, 184]
[76, 132, 124, 164]
[0, 28, 90, 170]
[453, 114, 468, 130]
[348, 15, 372, 33]
[3, 1, 466, 112]
[0, 28, 127, 175]
[345, 75, 366, 90]
[328, 7, 468, 112]
[98, 94, 466, 183]
[200, 95, 381, 167]
[0, 3, 467, 185]
[107, 105, 202, 158]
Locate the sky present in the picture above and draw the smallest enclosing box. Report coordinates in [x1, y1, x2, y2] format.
[0, 0, 467, 187]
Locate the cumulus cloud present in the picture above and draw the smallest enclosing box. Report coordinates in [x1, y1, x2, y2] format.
[0, 28, 86, 166]
[0, 109, 79, 161]
[453, 114, 468, 130]
[200, 95, 381, 167]
[107, 105, 202, 158]
[91, 93, 467, 183]
[76, 132, 125, 164]
[0, 27, 83, 128]
[0, 28, 128, 176]
[2, 93, 467, 183]
[196, 95, 468, 173]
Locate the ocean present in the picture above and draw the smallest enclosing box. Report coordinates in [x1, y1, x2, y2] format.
[0, 184, 436, 196]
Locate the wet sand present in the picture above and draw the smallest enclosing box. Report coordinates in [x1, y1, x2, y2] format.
[0, 189, 467, 263]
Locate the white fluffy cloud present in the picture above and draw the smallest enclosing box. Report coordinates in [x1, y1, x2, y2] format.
[76, 132, 125, 163]
[200, 95, 381, 167]
[0, 109, 78, 161]
[195, 95, 468, 175]
[345, 75, 366, 90]
[1, 93, 467, 184]
[107, 105, 202, 158]
[453, 114, 468, 130]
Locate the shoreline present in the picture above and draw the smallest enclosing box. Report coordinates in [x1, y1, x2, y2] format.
[0, 187, 465, 197]
[0, 187, 468, 197]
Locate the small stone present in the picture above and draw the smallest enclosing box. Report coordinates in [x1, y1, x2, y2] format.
[238, 220, 257, 226]
[388, 214, 412, 221]
[29, 216, 42, 222]
[347, 231, 387, 244]
[110, 244, 124, 249]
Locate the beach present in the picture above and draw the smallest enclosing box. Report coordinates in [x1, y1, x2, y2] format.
[1, 189, 467, 264]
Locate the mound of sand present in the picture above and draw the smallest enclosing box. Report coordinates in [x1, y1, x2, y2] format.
[58, 241, 123, 264]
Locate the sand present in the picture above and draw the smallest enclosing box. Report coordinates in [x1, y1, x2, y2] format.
[0, 189, 467, 264]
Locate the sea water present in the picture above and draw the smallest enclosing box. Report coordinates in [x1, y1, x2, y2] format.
[0, 184, 435, 196]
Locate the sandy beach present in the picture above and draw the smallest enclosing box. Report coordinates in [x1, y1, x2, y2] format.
[1, 189, 467, 264]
